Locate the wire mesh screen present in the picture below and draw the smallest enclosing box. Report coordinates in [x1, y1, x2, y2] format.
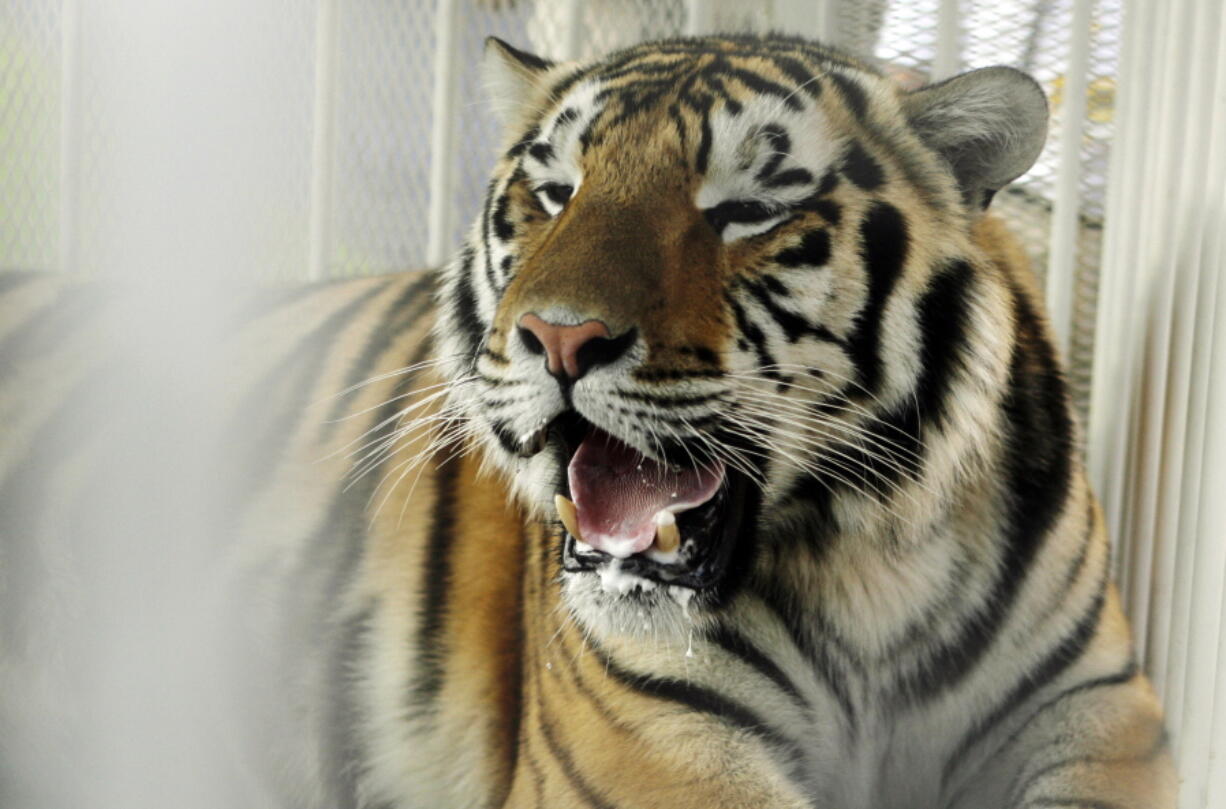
[0, 2, 61, 272]
[1, 0, 1118, 414]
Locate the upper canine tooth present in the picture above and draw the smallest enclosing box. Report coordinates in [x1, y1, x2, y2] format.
[555, 494, 582, 540]
[654, 510, 680, 553]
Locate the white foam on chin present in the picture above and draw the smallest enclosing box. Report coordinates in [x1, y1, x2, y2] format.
[597, 558, 658, 594]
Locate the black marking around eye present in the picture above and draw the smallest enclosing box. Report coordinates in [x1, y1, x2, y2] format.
[842, 141, 884, 191]
[536, 183, 574, 208]
[704, 200, 783, 236]
[773, 230, 831, 268]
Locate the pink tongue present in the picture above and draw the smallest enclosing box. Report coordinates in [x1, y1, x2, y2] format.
[567, 430, 725, 558]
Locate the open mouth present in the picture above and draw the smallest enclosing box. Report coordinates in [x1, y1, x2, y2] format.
[548, 411, 749, 591]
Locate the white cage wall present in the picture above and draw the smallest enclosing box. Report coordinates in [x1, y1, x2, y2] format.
[2, 1, 1224, 804]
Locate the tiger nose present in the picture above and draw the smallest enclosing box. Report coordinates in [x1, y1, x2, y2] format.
[516, 313, 635, 380]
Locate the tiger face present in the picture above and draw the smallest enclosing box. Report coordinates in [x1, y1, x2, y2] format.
[436, 36, 1046, 637]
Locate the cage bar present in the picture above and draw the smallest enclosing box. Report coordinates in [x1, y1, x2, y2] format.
[307, 0, 338, 281]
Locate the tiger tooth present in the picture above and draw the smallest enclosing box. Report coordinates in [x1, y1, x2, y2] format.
[555, 494, 582, 540]
[654, 510, 680, 553]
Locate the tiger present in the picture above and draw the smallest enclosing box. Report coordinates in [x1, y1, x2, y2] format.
[0, 33, 1175, 809]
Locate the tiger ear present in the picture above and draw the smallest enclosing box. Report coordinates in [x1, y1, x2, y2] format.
[482, 37, 557, 126]
[902, 66, 1049, 210]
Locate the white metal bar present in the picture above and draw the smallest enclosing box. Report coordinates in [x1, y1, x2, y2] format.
[560, 0, 584, 61]
[932, 0, 962, 80]
[426, 0, 460, 268]
[1156, 0, 1225, 751]
[307, 0, 338, 280]
[1090, 0, 1155, 592]
[1175, 5, 1226, 799]
[1127, 0, 1192, 690]
[685, 0, 711, 36]
[58, 0, 81, 275]
[1043, 0, 1093, 358]
[815, 0, 841, 45]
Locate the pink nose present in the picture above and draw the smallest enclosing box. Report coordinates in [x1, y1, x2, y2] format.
[517, 314, 612, 379]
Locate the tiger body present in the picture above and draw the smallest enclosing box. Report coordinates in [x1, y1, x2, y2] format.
[0, 33, 1173, 809]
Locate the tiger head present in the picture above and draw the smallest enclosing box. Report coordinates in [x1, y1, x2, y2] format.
[435, 35, 1047, 637]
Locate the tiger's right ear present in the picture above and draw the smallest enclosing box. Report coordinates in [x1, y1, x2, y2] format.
[482, 37, 556, 126]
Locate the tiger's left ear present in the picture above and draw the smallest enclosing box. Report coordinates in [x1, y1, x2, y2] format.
[482, 37, 557, 127]
[902, 66, 1049, 210]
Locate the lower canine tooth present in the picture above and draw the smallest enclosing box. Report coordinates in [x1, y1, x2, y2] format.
[654, 511, 680, 553]
[555, 494, 582, 541]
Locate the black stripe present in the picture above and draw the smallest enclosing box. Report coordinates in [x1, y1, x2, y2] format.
[773, 229, 831, 268]
[767, 55, 822, 99]
[764, 167, 814, 188]
[528, 141, 554, 164]
[747, 590, 859, 728]
[451, 249, 485, 360]
[613, 389, 725, 407]
[941, 570, 1107, 783]
[536, 711, 618, 809]
[593, 644, 802, 761]
[841, 141, 885, 191]
[1027, 798, 1126, 809]
[828, 72, 869, 121]
[706, 624, 810, 711]
[719, 65, 804, 110]
[727, 295, 778, 376]
[492, 190, 515, 242]
[981, 663, 1140, 801]
[897, 282, 1074, 703]
[631, 366, 723, 382]
[914, 260, 974, 425]
[692, 94, 716, 175]
[319, 274, 433, 440]
[846, 202, 909, 395]
[406, 454, 463, 716]
[743, 279, 841, 346]
[1006, 723, 1166, 807]
[754, 125, 791, 182]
